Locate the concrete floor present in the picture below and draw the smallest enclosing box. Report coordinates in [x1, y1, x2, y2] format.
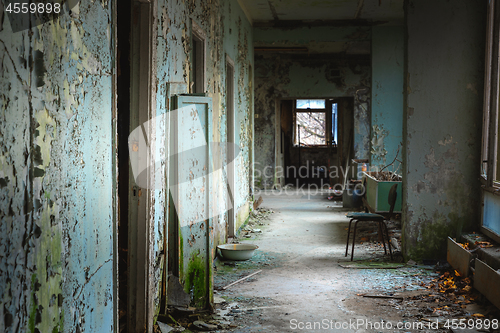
[214, 189, 446, 332]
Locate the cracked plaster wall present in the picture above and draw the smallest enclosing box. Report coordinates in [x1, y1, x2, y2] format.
[403, 0, 485, 260]
[0, 0, 114, 332]
[253, 26, 372, 187]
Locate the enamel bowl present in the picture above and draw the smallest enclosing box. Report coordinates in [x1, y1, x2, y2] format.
[217, 243, 259, 261]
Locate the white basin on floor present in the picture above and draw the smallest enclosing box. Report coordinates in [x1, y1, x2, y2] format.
[217, 243, 258, 261]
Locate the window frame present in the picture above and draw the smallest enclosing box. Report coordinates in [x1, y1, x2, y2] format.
[294, 99, 327, 147]
[482, 0, 500, 189]
[481, 0, 500, 243]
[293, 99, 338, 148]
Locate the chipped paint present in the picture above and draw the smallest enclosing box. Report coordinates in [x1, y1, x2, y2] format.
[371, 26, 404, 168]
[1, 0, 114, 331]
[402, 0, 484, 260]
[156, 0, 254, 312]
[253, 26, 372, 186]
[2, 0, 249, 330]
[371, 124, 388, 164]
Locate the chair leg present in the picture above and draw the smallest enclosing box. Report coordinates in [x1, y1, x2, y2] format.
[384, 222, 393, 260]
[351, 220, 360, 261]
[345, 219, 354, 257]
[378, 222, 388, 255]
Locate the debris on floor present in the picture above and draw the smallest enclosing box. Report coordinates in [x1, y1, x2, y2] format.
[214, 249, 286, 290]
[156, 321, 176, 333]
[252, 196, 263, 210]
[155, 308, 231, 332]
[344, 265, 500, 332]
[236, 208, 274, 240]
[192, 320, 218, 331]
[345, 216, 404, 262]
[339, 261, 407, 269]
[165, 192, 500, 332]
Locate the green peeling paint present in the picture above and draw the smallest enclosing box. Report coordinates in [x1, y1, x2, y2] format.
[28, 274, 38, 333]
[52, 309, 64, 333]
[33, 203, 63, 333]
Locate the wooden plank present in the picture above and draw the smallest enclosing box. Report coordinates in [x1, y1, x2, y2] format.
[223, 270, 262, 290]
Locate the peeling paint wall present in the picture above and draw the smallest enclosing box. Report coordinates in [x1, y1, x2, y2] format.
[0, 0, 115, 332]
[371, 26, 404, 168]
[403, 0, 485, 260]
[254, 26, 371, 187]
[156, 0, 253, 308]
[1, 0, 253, 330]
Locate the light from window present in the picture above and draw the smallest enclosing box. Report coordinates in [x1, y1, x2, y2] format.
[295, 112, 326, 146]
[332, 103, 338, 146]
[296, 99, 325, 109]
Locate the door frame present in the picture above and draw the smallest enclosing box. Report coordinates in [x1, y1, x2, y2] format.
[126, 0, 157, 331]
[226, 55, 235, 238]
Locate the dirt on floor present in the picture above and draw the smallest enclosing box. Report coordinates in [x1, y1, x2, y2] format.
[157, 192, 500, 333]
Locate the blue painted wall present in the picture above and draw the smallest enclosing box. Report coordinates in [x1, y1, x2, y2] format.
[483, 192, 500, 237]
[0, 0, 254, 331]
[253, 26, 372, 187]
[403, 0, 485, 260]
[155, 0, 253, 309]
[371, 26, 404, 168]
[0, 1, 115, 331]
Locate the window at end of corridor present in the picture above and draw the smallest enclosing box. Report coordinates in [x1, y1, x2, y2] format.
[294, 99, 337, 147]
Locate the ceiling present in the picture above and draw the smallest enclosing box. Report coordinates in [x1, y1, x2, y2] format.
[237, 0, 404, 26]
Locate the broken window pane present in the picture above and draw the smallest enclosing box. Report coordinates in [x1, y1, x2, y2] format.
[296, 99, 325, 109]
[295, 112, 326, 146]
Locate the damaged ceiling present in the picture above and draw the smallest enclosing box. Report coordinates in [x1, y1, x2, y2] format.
[237, 0, 404, 26]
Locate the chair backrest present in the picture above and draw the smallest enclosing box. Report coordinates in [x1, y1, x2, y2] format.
[387, 183, 398, 219]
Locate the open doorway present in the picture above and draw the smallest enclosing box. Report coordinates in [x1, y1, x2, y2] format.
[278, 97, 354, 189]
[116, 0, 131, 330]
[117, 0, 156, 331]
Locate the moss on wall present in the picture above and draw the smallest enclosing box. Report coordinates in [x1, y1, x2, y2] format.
[184, 253, 207, 309]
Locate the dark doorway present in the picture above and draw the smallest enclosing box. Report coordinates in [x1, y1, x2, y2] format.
[116, 0, 131, 331]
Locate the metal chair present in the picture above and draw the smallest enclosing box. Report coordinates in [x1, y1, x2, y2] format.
[345, 183, 398, 261]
